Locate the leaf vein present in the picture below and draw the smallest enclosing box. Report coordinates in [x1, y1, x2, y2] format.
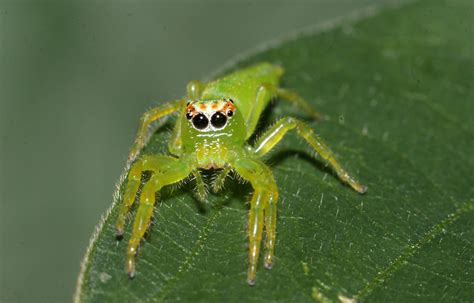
[154, 210, 222, 300]
[354, 202, 474, 300]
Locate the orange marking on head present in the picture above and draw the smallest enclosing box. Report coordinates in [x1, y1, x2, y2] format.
[199, 104, 206, 110]
[211, 103, 218, 110]
[225, 99, 236, 112]
[186, 103, 196, 117]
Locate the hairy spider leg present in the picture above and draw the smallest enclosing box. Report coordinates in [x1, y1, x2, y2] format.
[245, 84, 322, 139]
[118, 155, 192, 277]
[233, 158, 278, 285]
[275, 87, 322, 120]
[254, 117, 368, 194]
[116, 162, 141, 237]
[116, 156, 189, 235]
[128, 99, 185, 162]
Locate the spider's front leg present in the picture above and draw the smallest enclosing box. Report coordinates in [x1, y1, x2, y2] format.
[115, 155, 192, 277]
[233, 158, 278, 285]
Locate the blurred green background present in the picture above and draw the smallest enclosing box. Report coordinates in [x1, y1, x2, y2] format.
[0, 1, 398, 302]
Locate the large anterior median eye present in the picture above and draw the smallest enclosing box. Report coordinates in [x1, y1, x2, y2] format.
[210, 112, 227, 129]
[192, 113, 209, 130]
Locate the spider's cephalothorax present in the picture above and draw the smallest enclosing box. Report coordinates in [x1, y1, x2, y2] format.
[116, 63, 368, 285]
[182, 99, 245, 169]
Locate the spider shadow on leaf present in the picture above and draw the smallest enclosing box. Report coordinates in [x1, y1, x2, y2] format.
[265, 148, 337, 184]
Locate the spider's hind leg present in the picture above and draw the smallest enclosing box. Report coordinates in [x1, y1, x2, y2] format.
[245, 84, 323, 140]
[186, 80, 205, 99]
[274, 87, 323, 120]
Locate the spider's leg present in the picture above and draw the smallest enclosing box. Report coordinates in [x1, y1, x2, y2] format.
[254, 117, 367, 194]
[186, 80, 205, 99]
[168, 113, 184, 156]
[245, 84, 321, 139]
[116, 160, 142, 237]
[124, 155, 192, 278]
[233, 158, 278, 285]
[211, 165, 232, 193]
[116, 155, 180, 236]
[274, 87, 322, 120]
[263, 190, 278, 269]
[129, 99, 186, 162]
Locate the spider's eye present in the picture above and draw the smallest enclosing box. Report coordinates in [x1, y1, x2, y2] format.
[210, 112, 227, 129]
[226, 110, 233, 117]
[186, 112, 193, 120]
[192, 113, 208, 130]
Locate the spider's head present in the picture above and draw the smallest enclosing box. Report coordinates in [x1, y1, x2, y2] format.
[185, 99, 236, 132]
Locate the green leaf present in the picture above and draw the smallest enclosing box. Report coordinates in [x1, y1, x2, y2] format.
[75, 1, 474, 302]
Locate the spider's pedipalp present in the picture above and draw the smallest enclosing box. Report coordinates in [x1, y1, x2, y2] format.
[192, 170, 208, 202]
[211, 166, 232, 193]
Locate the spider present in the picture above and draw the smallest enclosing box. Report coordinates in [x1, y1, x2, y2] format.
[115, 62, 367, 285]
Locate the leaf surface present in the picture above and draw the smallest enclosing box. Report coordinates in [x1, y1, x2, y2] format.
[75, 1, 474, 302]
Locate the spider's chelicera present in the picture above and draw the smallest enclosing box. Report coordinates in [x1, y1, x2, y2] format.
[116, 63, 367, 285]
